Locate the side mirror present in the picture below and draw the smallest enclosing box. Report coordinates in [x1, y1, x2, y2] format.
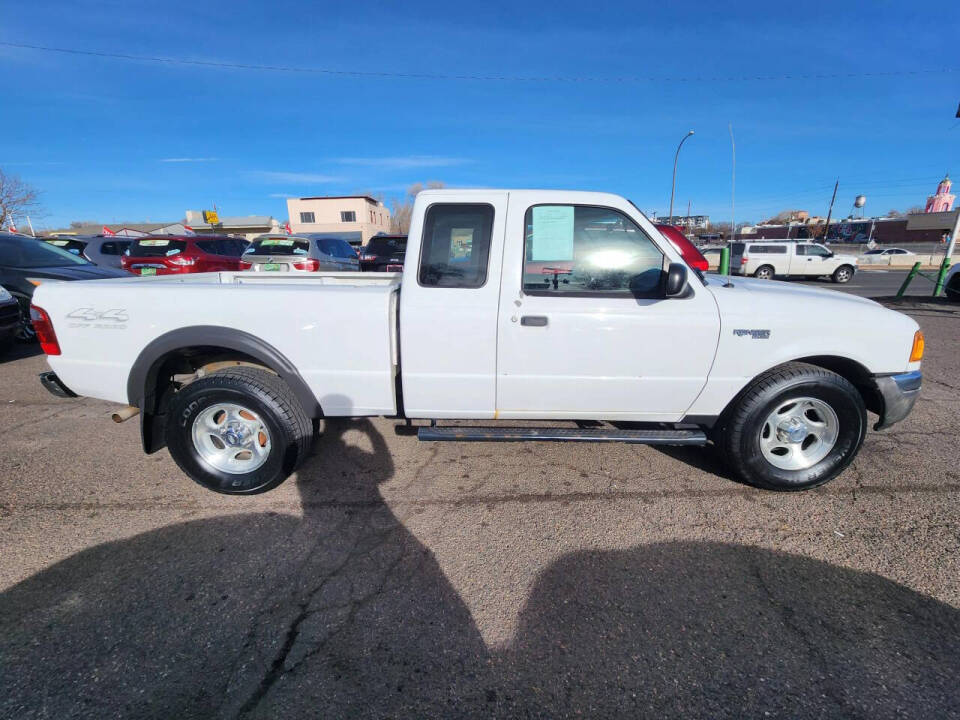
[665, 262, 689, 297]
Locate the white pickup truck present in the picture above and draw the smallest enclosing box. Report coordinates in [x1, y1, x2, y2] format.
[730, 241, 859, 283]
[32, 189, 923, 494]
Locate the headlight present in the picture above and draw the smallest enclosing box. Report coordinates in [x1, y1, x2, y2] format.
[0, 286, 11, 301]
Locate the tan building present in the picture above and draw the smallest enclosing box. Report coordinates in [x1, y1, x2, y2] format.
[286, 195, 391, 245]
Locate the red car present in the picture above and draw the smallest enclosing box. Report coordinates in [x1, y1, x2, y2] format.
[655, 224, 709, 272]
[121, 235, 249, 275]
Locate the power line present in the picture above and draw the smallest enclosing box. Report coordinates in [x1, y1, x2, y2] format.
[2, 41, 958, 84]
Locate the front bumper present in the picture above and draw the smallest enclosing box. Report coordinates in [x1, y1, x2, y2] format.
[872, 371, 921, 430]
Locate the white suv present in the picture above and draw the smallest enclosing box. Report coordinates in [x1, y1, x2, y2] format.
[730, 241, 858, 283]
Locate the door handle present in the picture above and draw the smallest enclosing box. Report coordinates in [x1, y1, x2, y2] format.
[520, 315, 548, 327]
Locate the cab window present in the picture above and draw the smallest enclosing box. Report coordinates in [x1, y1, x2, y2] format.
[418, 204, 494, 288]
[522, 205, 663, 296]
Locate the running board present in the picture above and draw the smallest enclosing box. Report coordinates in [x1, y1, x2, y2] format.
[416, 426, 707, 446]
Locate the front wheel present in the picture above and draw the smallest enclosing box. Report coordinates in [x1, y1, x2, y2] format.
[832, 265, 854, 283]
[715, 362, 866, 491]
[165, 367, 313, 494]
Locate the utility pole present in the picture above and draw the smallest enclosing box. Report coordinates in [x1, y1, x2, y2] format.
[823, 180, 839, 242]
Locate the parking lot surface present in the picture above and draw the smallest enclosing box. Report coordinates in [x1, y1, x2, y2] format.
[1, 296, 958, 718]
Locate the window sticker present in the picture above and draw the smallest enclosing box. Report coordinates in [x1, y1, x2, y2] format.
[139, 239, 169, 246]
[261, 239, 294, 247]
[293, 247, 307, 255]
[450, 228, 474, 261]
[166, 248, 182, 256]
[530, 206, 574, 261]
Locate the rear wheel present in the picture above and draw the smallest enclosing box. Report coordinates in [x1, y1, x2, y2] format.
[753, 265, 775, 280]
[165, 367, 313, 494]
[832, 265, 854, 283]
[12, 293, 36, 343]
[716, 362, 866, 491]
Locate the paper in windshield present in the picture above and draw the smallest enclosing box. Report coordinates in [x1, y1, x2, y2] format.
[530, 206, 574, 261]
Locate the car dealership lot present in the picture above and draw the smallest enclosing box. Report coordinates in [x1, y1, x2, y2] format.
[1, 296, 958, 718]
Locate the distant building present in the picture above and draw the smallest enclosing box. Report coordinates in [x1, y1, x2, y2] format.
[925, 175, 955, 213]
[287, 195, 391, 245]
[660, 214, 709, 230]
[184, 211, 280, 240]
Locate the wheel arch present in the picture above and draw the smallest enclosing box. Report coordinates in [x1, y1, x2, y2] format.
[716, 355, 879, 424]
[128, 326, 322, 453]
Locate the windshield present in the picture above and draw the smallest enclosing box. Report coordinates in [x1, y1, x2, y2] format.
[243, 237, 311, 256]
[0, 236, 92, 267]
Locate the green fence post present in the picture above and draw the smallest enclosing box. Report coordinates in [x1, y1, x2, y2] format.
[932, 256, 951, 297]
[896, 262, 922, 298]
[719, 246, 730, 276]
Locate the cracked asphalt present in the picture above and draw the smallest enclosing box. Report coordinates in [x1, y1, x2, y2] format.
[1, 297, 958, 719]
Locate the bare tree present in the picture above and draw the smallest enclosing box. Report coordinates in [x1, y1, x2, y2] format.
[390, 181, 445, 234]
[0, 168, 41, 228]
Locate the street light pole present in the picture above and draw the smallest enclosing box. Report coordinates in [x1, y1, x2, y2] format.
[669, 130, 695, 222]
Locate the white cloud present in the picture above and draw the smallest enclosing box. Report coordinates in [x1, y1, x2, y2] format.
[160, 157, 218, 163]
[252, 171, 345, 184]
[335, 156, 468, 169]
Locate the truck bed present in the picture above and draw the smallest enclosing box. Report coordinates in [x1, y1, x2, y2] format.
[34, 272, 402, 416]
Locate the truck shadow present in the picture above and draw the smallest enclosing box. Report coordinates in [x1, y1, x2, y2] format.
[1, 420, 957, 718]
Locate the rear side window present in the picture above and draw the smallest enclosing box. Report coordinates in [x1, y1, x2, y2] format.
[749, 245, 787, 254]
[130, 238, 188, 257]
[418, 204, 494, 288]
[335, 239, 357, 258]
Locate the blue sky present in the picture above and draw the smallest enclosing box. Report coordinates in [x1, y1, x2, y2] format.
[2, 0, 957, 229]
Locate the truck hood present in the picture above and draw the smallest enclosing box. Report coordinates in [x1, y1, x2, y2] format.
[703, 274, 919, 374]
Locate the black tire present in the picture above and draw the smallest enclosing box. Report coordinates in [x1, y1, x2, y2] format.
[165, 367, 313, 494]
[831, 265, 854, 284]
[753, 265, 775, 280]
[715, 362, 866, 491]
[11, 292, 36, 343]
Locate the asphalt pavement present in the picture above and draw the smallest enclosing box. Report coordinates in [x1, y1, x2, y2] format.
[1, 294, 958, 718]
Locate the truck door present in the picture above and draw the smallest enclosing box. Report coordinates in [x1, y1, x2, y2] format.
[792, 243, 831, 275]
[495, 194, 721, 421]
[399, 191, 508, 418]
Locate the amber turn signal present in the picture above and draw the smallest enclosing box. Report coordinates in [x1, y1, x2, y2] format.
[909, 330, 924, 362]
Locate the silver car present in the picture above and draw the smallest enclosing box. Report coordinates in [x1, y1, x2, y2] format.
[242, 234, 360, 272]
[43, 235, 134, 270]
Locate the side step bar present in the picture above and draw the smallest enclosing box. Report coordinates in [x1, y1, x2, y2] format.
[417, 426, 707, 446]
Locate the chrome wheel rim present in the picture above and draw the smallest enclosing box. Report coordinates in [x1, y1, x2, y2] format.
[836, 268, 851, 282]
[759, 396, 839, 471]
[191, 403, 271, 474]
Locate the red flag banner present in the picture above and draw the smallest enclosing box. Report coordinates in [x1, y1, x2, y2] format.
[102, 225, 116, 236]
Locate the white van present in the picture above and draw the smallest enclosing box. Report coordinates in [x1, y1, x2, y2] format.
[729, 241, 857, 283]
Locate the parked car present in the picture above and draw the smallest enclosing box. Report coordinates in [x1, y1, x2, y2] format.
[944, 263, 960, 301]
[242, 234, 359, 272]
[0, 285, 19, 353]
[121, 235, 248, 275]
[0, 231, 127, 341]
[730, 241, 858, 282]
[654, 224, 709, 272]
[358, 235, 407, 271]
[34, 189, 921, 497]
[43, 235, 134, 270]
[860, 247, 917, 265]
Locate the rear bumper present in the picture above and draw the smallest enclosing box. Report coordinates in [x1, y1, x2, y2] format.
[39, 371, 78, 399]
[871, 371, 921, 430]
